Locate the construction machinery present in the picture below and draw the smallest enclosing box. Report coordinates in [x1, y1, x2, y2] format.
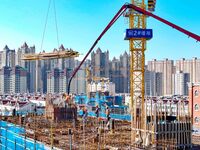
[66, 2, 199, 149]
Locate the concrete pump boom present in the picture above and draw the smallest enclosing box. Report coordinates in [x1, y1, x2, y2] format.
[67, 3, 200, 94]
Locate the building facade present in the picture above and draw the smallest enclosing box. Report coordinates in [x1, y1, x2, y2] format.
[47, 68, 66, 93]
[0, 66, 27, 94]
[109, 57, 121, 93]
[172, 71, 189, 95]
[147, 59, 174, 96]
[188, 83, 200, 129]
[10, 66, 27, 93]
[119, 51, 129, 93]
[70, 60, 90, 94]
[17, 42, 36, 93]
[91, 48, 109, 78]
[0, 45, 15, 68]
[109, 51, 129, 93]
[0, 66, 12, 94]
[176, 58, 200, 84]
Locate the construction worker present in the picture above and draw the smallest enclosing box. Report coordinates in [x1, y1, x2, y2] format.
[82, 107, 88, 122]
[95, 105, 100, 118]
[106, 106, 111, 130]
[64, 94, 72, 107]
[106, 106, 110, 120]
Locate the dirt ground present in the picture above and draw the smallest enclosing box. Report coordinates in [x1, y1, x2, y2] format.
[3, 116, 200, 150]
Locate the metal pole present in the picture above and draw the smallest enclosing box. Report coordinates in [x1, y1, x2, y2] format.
[0, 120, 1, 150]
[34, 109, 36, 150]
[51, 120, 53, 150]
[24, 116, 26, 150]
[6, 125, 7, 150]
[69, 129, 72, 150]
[15, 139, 16, 150]
[97, 133, 100, 150]
[83, 119, 85, 150]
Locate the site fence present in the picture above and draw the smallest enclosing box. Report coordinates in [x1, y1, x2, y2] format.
[0, 121, 56, 150]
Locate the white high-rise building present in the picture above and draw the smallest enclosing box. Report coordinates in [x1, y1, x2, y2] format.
[172, 71, 189, 95]
[145, 70, 156, 96]
[147, 59, 174, 96]
[10, 66, 27, 93]
[176, 57, 200, 83]
[17, 42, 36, 93]
[47, 68, 66, 93]
[70, 60, 90, 94]
[145, 70, 163, 96]
[0, 45, 15, 68]
[0, 66, 12, 94]
[91, 48, 109, 78]
[0, 66, 27, 94]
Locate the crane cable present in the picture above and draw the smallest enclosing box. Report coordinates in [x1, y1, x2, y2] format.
[40, 0, 52, 52]
[40, 0, 60, 52]
[53, 0, 60, 49]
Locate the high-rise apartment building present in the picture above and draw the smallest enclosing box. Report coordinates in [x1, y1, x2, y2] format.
[119, 51, 129, 93]
[109, 51, 129, 93]
[70, 60, 90, 94]
[109, 57, 121, 93]
[58, 45, 75, 70]
[17, 42, 36, 93]
[91, 48, 109, 78]
[0, 66, 27, 94]
[147, 59, 174, 96]
[0, 66, 12, 94]
[47, 68, 66, 93]
[145, 70, 163, 96]
[172, 71, 189, 95]
[0, 45, 15, 68]
[145, 70, 156, 96]
[10, 66, 27, 93]
[176, 58, 200, 83]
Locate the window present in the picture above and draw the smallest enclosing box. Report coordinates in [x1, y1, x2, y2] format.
[195, 90, 199, 97]
[195, 117, 199, 124]
[195, 104, 199, 111]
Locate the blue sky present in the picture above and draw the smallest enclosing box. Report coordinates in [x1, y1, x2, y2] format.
[0, 0, 199, 61]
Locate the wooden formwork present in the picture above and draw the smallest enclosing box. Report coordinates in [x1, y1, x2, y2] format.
[154, 122, 192, 149]
[144, 97, 192, 149]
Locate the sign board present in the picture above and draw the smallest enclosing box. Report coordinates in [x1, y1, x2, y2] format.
[124, 29, 153, 40]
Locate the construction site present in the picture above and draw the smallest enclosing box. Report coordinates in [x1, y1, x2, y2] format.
[0, 94, 196, 149]
[0, 0, 200, 149]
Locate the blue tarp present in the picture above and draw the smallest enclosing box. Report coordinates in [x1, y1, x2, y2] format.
[78, 110, 131, 121]
[0, 121, 49, 150]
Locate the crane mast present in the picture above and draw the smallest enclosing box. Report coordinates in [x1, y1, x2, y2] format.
[129, 0, 146, 145]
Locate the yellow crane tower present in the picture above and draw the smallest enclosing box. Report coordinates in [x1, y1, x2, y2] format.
[125, 0, 156, 146]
